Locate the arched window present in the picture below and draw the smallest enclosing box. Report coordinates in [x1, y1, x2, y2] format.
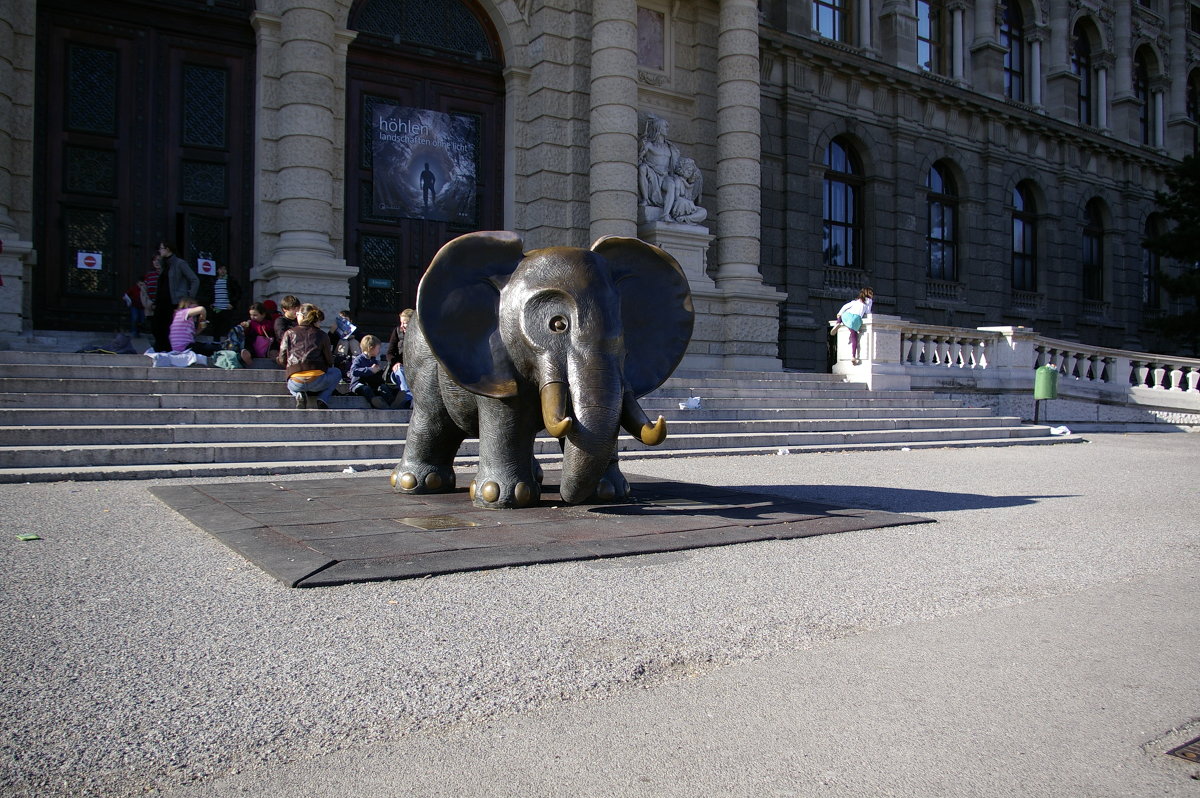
[1072, 26, 1093, 125]
[1000, 3, 1025, 102]
[1011, 183, 1037, 291]
[1143, 217, 1161, 310]
[823, 138, 862, 269]
[926, 163, 957, 281]
[813, 0, 848, 43]
[1134, 51, 1151, 145]
[1082, 200, 1104, 302]
[916, 0, 945, 75]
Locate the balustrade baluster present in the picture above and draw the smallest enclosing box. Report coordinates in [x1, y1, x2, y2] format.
[949, 339, 963, 368]
[1133, 361, 1148, 388]
[1075, 352, 1094, 379]
[1187, 368, 1200, 394]
[1152, 364, 1167, 389]
[1169, 365, 1185, 391]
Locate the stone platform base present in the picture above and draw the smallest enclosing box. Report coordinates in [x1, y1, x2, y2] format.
[151, 472, 931, 587]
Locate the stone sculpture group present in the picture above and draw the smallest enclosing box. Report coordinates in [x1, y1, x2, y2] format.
[637, 114, 707, 226]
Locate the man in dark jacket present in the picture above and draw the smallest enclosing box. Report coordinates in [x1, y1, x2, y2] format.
[151, 241, 199, 352]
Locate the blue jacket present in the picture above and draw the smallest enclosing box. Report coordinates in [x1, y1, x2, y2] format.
[349, 352, 385, 390]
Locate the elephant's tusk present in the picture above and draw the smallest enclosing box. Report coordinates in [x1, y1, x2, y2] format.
[540, 382, 574, 438]
[621, 393, 667, 446]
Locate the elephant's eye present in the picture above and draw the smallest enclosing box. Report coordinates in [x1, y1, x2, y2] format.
[549, 315, 568, 333]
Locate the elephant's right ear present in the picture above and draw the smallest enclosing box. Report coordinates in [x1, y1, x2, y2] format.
[417, 231, 526, 397]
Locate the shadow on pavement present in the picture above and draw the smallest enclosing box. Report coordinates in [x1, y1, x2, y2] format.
[734, 484, 1078, 515]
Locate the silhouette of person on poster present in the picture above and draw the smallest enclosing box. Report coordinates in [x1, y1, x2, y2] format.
[421, 163, 437, 207]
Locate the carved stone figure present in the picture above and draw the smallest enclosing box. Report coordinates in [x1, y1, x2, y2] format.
[638, 114, 680, 212]
[662, 157, 707, 225]
[638, 114, 707, 226]
[392, 231, 695, 509]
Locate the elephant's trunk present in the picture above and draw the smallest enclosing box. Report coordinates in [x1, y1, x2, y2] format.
[554, 367, 623, 505]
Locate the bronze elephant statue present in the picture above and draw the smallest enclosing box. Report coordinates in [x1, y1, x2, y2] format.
[391, 231, 694, 509]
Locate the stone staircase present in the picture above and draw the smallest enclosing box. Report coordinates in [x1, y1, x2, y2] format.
[0, 350, 1066, 483]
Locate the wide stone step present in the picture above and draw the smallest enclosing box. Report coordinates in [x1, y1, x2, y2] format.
[0, 424, 1059, 481]
[0, 433, 1083, 484]
[0, 418, 1039, 470]
[0, 404, 995, 428]
[0, 348, 1068, 481]
[0, 377, 292, 395]
[0, 392, 376, 410]
[0, 389, 978, 411]
[0, 363, 286, 382]
[0, 413, 1014, 446]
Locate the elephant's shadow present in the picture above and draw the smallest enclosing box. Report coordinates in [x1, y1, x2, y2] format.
[554, 477, 850, 526]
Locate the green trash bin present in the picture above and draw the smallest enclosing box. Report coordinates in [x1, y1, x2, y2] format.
[1034, 364, 1059, 400]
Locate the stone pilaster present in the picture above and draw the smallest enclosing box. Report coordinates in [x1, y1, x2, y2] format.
[0, 0, 36, 342]
[589, 0, 639, 242]
[249, 3, 358, 315]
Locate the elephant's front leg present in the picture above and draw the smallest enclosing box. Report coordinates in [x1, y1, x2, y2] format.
[470, 397, 542, 509]
[595, 449, 633, 504]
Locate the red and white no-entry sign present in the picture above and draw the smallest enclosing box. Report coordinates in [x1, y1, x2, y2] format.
[76, 251, 103, 270]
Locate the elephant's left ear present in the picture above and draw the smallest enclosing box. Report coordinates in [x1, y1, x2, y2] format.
[591, 236, 694, 397]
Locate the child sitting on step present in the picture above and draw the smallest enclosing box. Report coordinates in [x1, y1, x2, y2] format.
[349, 335, 408, 410]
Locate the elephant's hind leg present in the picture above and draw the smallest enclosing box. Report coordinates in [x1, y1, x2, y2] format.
[392, 411, 464, 495]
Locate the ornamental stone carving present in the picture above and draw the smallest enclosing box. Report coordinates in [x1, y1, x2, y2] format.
[637, 113, 708, 227]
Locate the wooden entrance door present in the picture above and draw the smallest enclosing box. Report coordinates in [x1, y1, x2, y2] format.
[344, 1, 505, 337]
[34, 0, 253, 332]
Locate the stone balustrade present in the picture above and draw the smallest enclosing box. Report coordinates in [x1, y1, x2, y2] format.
[831, 315, 1200, 423]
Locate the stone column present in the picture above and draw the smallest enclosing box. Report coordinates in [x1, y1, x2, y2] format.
[249, 2, 357, 313]
[1095, 54, 1111, 131]
[715, 0, 763, 292]
[1029, 34, 1042, 107]
[857, 0, 873, 53]
[969, 1, 1005, 97]
[1153, 86, 1166, 149]
[0, 0, 35, 342]
[589, 0, 639, 242]
[1166, 0, 1195, 156]
[950, 3, 965, 81]
[712, 0, 784, 371]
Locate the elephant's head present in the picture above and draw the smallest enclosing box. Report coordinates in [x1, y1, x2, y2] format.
[417, 231, 694, 503]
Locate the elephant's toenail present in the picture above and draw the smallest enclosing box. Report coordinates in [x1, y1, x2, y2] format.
[425, 473, 443, 490]
[595, 478, 616, 502]
[398, 472, 418, 490]
[469, 480, 477, 500]
[480, 481, 500, 503]
[514, 482, 533, 506]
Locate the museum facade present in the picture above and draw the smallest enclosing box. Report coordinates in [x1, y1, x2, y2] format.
[0, 0, 1195, 371]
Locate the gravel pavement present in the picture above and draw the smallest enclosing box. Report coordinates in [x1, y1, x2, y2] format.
[2, 432, 1198, 797]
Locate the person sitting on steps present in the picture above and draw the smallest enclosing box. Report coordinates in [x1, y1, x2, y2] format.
[276, 303, 341, 410]
[349, 334, 408, 410]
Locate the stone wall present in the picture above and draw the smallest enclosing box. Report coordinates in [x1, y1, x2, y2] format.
[759, 1, 1194, 373]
